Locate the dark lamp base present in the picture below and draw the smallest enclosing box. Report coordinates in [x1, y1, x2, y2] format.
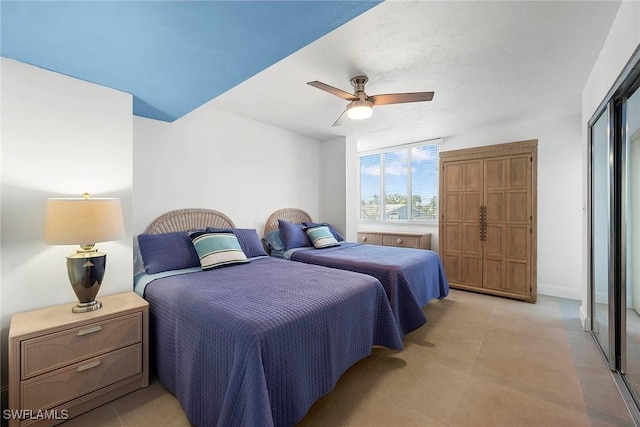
[67, 249, 107, 314]
[72, 300, 103, 313]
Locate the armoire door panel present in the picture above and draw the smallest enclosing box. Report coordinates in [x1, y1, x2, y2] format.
[445, 193, 462, 221]
[445, 163, 464, 190]
[506, 260, 529, 294]
[485, 192, 506, 222]
[443, 255, 460, 283]
[507, 226, 529, 259]
[507, 191, 529, 223]
[462, 256, 482, 287]
[463, 193, 481, 222]
[444, 224, 461, 251]
[509, 156, 530, 187]
[463, 162, 483, 190]
[485, 158, 506, 189]
[483, 259, 504, 289]
[463, 224, 481, 253]
[485, 225, 504, 256]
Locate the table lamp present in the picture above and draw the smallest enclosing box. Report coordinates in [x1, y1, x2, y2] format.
[45, 193, 125, 313]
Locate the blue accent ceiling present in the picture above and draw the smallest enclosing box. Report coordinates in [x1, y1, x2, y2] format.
[1, 1, 380, 122]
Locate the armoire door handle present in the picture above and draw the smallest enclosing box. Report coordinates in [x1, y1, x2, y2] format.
[479, 206, 487, 241]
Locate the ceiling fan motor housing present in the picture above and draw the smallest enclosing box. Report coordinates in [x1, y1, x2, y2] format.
[350, 76, 369, 99]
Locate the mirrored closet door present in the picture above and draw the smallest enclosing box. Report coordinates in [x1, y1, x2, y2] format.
[591, 106, 612, 367]
[589, 49, 640, 417]
[624, 84, 640, 401]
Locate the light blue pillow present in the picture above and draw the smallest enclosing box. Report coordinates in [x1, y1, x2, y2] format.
[262, 229, 285, 252]
[305, 226, 340, 249]
[189, 231, 249, 270]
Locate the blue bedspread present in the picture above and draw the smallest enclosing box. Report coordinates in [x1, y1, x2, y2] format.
[143, 256, 402, 427]
[288, 243, 449, 337]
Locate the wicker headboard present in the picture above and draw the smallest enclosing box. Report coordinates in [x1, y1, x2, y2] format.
[145, 208, 235, 234]
[263, 208, 313, 236]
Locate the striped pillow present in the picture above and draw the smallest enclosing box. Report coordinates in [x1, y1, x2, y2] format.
[305, 226, 339, 249]
[189, 231, 249, 270]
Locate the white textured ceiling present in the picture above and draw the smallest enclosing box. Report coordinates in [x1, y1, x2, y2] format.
[207, 1, 621, 146]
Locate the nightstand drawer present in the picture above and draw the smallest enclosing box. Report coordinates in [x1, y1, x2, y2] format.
[22, 312, 142, 379]
[357, 232, 382, 245]
[382, 234, 422, 248]
[21, 343, 142, 411]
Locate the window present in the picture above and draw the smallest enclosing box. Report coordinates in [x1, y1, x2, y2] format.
[358, 140, 440, 223]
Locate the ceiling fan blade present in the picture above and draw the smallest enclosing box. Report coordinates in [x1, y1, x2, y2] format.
[370, 92, 434, 106]
[308, 81, 359, 101]
[332, 109, 348, 127]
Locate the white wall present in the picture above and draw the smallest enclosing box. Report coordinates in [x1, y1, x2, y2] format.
[133, 103, 322, 239]
[1, 58, 133, 388]
[345, 136, 359, 242]
[581, 1, 640, 327]
[319, 137, 347, 236]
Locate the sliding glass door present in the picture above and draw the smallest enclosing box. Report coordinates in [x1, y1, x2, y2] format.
[623, 83, 640, 401]
[591, 106, 613, 367]
[589, 50, 640, 417]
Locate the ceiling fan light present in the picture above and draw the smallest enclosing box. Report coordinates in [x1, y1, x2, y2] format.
[346, 100, 373, 120]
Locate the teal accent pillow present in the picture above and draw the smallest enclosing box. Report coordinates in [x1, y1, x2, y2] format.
[302, 222, 345, 242]
[189, 231, 250, 270]
[305, 226, 340, 249]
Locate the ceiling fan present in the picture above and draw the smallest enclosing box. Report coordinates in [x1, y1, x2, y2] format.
[307, 76, 434, 127]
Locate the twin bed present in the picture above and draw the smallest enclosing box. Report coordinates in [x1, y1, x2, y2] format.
[135, 208, 448, 426]
[263, 208, 449, 337]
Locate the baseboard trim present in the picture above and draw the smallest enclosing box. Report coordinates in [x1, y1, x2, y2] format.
[537, 283, 581, 301]
[580, 304, 591, 331]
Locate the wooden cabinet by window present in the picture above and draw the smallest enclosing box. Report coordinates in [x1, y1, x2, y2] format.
[439, 140, 537, 302]
[357, 231, 431, 250]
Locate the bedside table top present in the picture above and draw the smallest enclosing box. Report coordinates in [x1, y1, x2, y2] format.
[9, 292, 147, 338]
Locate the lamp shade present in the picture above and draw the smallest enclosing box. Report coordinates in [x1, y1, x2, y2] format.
[45, 198, 125, 245]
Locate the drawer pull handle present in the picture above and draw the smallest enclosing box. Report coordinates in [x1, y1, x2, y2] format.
[77, 360, 102, 372]
[77, 325, 103, 336]
[362, 236, 367, 241]
[396, 238, 403, 244]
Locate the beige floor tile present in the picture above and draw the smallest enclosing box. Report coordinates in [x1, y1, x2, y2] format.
[490, 305, 569, 342]
[59, 403, 121, 427]
[471, 326, 586, 413]
[577, 369, 635, 427]
[450, 376, 590, 427]
[349, 352, 469, 424]
[566, 329, 609, 366]
[405, 318, 487, 373]
[112, 378, 185, 427]
[479, 323, 574, 365]
[302, 384, 446, 427]
[166, 416, 193, 427]
[425, 295, 495, 328]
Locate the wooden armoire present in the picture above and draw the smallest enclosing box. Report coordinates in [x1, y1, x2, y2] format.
[439, 140, 537, 302]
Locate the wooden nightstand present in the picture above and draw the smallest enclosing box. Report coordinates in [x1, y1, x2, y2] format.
[7, 292, 149, 427]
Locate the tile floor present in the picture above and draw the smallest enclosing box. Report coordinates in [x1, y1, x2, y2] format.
[58, 289, 634, 426]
